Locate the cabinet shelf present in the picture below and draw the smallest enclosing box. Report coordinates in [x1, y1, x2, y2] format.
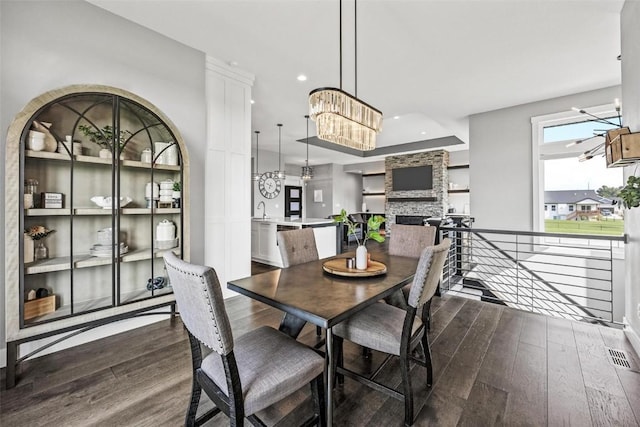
[362, 192, 385, 196]
[448, 164, 469, 170]
[25, 150, 180, 171]
[362, 172, 385, 177]
[24, 286, 174, 325]
[25, 247, 181, 275]
[25, 207, 180, 216]
[448, 189, 470, 194]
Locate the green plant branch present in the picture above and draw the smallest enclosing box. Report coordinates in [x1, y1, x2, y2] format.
[333, 209, 385, 246]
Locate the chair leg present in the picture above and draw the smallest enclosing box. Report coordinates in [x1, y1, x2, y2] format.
[316, 325, 322, 337]
[422, 329, 433, 387]
[185, 374, 202, 427]
[400, 351, 414, 427]
[311, 375, 326, 426]
[422, 299, 432, 331]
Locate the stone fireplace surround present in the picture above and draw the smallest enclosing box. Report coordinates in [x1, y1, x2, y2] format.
[385, 150, 449, 231]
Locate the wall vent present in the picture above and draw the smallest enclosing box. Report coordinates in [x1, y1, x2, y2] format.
[606, 347, 631, 369]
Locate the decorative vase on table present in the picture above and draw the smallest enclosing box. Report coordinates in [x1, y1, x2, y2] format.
[355, 245, 368, 270]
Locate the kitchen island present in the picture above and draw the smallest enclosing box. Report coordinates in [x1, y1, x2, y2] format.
[251, 218, 339, 267]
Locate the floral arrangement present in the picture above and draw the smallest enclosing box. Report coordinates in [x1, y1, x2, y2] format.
[25, 225, 55, 240]
[78, 124, 131, 150]
[333, 209, 385, 246]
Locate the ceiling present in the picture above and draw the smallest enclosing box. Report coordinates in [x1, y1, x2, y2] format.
[88, 0, 624, 168]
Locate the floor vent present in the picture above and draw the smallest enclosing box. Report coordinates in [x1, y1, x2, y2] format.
[606, 347, 631, 369]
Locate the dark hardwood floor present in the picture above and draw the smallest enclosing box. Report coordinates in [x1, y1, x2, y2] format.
[2, 294, 639, 426]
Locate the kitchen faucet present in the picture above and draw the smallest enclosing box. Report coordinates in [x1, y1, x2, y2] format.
[257, 201, 266, 219]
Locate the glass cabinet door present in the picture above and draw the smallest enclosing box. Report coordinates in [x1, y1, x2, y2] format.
[20, 91, 183, 326]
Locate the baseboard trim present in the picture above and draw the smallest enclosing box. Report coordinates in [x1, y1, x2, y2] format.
[623, 320, 640, 359]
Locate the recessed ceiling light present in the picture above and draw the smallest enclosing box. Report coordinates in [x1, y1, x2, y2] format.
[250, 99, 255, 104]
[229, 60, 239, 67]
[421, 131, 426, 135]
[297, 74, 307, 81]
[393, 116, 400, 120]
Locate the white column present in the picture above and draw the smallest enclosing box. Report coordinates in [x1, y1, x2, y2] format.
[205, 57, 254, 298]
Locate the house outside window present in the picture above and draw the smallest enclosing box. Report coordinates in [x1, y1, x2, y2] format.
[551, 205, 556, 211]
[569, 204, 574, 212]
[581, 205, 592, 211]
[545, 205, 548, 211]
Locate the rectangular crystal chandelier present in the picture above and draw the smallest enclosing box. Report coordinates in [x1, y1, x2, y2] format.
[309, 88, 383, 151]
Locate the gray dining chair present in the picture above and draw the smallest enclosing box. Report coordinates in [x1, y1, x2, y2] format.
[332, 239, 451, 427]
[163, 251, 325, 427]
[386, 224, 437, 329]
[277, 227, 319, 268]
[277, 228, 322, 337]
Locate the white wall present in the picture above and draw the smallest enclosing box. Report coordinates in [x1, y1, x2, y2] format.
[333, 167, 361, 215]
[469, 86, 620, 231]
[305, 164, 334, 218]
[621, 0, 640, 353]
[1, 1, 206, 364]
[205, 57, 253, 300]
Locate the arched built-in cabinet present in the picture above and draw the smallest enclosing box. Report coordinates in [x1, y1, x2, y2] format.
[4, 85, 189, 388]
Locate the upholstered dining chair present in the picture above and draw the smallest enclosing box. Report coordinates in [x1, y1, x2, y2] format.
[277, 228, 322, 337]
[386, 224, 437, 328]
[332, 239, 451, 427]
[163, 251, 325, 427]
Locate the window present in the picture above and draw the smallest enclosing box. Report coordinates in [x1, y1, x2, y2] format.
[532, 104, 624, 236]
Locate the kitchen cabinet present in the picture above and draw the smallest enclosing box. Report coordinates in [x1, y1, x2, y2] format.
[4, 84, 190, 388]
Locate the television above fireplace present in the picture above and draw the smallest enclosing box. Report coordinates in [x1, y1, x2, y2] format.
[391, 165, 433, 191]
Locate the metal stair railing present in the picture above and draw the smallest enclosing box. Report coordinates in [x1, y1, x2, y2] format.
[440, 226, 626, 324]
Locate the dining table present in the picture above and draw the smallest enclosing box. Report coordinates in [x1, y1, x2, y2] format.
[227, 250, 419, 426]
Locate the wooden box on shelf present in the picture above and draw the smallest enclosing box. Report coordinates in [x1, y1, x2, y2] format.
[606, 127, 640, 167]
[24, 295, 56, 320]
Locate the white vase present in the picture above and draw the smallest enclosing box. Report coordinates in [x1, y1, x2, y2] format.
[24, 234, 34, 263]
[356, 245, 368, 270]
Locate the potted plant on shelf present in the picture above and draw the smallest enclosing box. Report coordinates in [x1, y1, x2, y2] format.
[620, 175, 640, 209]
[78, 124, 131, 159]
[333, 209, 385, 270]
[25, 225, 55, 262]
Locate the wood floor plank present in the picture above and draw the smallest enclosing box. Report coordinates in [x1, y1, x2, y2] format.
[547, 315, 577, 347]
[414, 388, 465, 427]
[547, 341, 592, 427]
[504, 342, 547, 426]
[434, 304, 503, 400]
[519, 311, 547, 349]
[475, 307, 523, 392]
[585, 386, 638, 427]
[574, 322, 629, 399]
[3, 296, 638, 427]
[431, 299, 483, 357]
[427, 296, 467, 342]
[617, 368, 640, 425]
[457, 381, 508, 427]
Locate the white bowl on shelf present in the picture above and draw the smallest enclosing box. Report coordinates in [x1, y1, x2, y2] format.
[90, 196, 133, 209]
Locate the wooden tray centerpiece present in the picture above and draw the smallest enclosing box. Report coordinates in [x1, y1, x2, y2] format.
[322, 258, 387, 277]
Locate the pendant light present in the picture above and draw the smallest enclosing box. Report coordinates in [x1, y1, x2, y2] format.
[301, 115, 313, 180]
[308, 0, 383, 151]
[252, 130, 261, 181]
[274, 123, 286, 179]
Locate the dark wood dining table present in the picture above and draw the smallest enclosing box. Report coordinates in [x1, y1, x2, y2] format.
[227, 250, 419, 426]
